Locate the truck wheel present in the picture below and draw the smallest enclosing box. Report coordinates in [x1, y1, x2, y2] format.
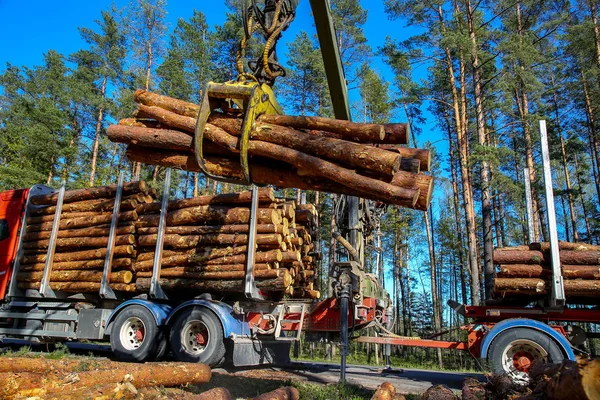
[110, 305, 159, 362]
[169, 307, 225, 366]
[487, 327, 564, 384]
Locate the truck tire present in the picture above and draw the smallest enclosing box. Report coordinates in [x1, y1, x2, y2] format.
[487, 327, 565, 384]
[169, 307, 226, 367]
[110, 305, 160, 362]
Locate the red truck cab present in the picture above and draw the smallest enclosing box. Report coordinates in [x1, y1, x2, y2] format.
[0, 188, 28, 301]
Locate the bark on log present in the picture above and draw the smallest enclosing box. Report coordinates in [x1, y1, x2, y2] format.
[371, 382, 396, 400]
[135, 276, 291, 292]
[19, 258, 132, 272]
[391, 170, 434, 211]
[373, 145, 431, 172]
[27, 211, 110, 224]
[195, 387, 233, 400]
[529, 241, 600, 252]
[134, 246, 249, 271]
[210, 115, 400, 176]
[137, 223, 286, 236]
[494, 250, 600, 265]
[136, 205, 280, 227]
[494, 278, 600, 296]
[252, 386, 300, 400]
[27, 211, 137, 232]
[420, 385, 459, 400]
[499, 264, 600, 279]
[136, 267, 287, 280]
[205, 123, 419, 208]
[135, 89, 200, 118]
[259, 114, 385, 142]
[528, 359, 600, 400]
[139, 263, 271, 274]
[0, 357, 123, 373]
[20, 245, 135, 264]
[17, 281, 136, 292]
[17, 270, 133, 284]
[138, 233, 282, 248]
[23, 225, 135, 241]
[29, 181, 146, 206]
[126, 146, 424, 209]
[461, 377, 486, 400]
[133, 250, 281, 272]
[136, 188, 275, 214]
[22, 234, 135, 250]
[0, 362, 211, 398]
[30, 198, 137, 216]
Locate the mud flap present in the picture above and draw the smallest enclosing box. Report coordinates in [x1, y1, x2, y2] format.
[231, 336, 291, 367]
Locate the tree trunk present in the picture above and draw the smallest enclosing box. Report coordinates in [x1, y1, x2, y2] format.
[89, 76, 108, 187]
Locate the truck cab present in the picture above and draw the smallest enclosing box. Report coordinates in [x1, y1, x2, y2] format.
[0, 188, 28, 301]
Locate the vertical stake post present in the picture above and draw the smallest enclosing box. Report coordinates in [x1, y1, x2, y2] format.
[524, 168, 536, 243]
[150, 168, 170, 300]
[100, 172, 124, 299]
[539, 120, 565, 307]
[244, 185, 263, 299]
[39, 181, 66, 298]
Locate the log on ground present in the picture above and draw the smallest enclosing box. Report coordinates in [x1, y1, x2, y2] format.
[252, 386, 300, 400]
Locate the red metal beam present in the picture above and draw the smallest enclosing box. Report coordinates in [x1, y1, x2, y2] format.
[354, 336, 468, 351]
[463, 305, 600, 323]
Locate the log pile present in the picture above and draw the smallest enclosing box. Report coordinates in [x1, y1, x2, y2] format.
[492, 241, 600, 302]
[132, 187, 321, 299]
[15, 181, 153, 293]
[107, 90, 434, 211]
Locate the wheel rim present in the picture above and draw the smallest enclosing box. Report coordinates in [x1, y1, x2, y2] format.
[120, 317, 146, 351]
[181, 320, 210, 355]
[501, 339, 548, 383]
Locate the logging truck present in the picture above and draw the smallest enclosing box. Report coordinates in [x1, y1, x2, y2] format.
[0, 180, 392, 368]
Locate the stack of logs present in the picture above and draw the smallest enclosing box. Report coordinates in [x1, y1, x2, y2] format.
[132, 187, 321, 299]
[107, 89, 434, 211]
[15, 182, 153, 293]
[493, 241, 600, 301]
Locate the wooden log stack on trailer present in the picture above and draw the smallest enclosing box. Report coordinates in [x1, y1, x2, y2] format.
[15, 181, 154, 293]
[107, 90, 434, 211]
[132, 187, 321, 299]
[492, 241, 600, 302]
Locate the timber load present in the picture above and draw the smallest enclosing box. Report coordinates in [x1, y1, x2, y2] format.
[15, 181, 154, 293]
[107, 90, 434, 211]
[132, 187, 320, 299]
[492, 241, 600, 303]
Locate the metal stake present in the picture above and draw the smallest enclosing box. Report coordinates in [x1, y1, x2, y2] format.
[524, 168, 536, 243]
[244, 185, 263, 299]
[539, 121, 565, 307]
[100, 173, 124, 299]
[40, 181, 66, 298]
[339, 279, 350, 383]
[150, 168, 170, 300]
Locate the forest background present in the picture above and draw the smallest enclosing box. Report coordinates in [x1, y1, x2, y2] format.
[1, 0, 599, 368]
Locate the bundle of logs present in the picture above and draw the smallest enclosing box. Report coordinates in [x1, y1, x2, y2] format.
[107, 90, 434, 211]
[15, 181, 153, 293]
[132, 187, 320, 299]
[493, 241, 600, 301]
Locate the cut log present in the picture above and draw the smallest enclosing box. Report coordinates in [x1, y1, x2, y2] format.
[136, 187, 275, 214]
[17, 270, 133, 284]
[29, 181, 146, 206]
[494, 277, 600, 296]
[195, 387, 233, 400]
[135, 267, 287, 280]
[210, 115, 400, 176]
[135, 89, 200, 118]
[529, 241, 600, 252]
[371, 382, 396, 400]
[252, 386, 300, 400]
[259, 114, 385, 142]
[461, 377, 486, 400]
[126, 147, 424, 209]
[0, 356, 123, 373]
[138, 263, 271, 274]
[499, 264, 600, 279]
[420, 385, 459, 400]
[204, 123, 419, 208]
[134, 246, 249, 270]
[30, 198, 137, 216]
[27, 211, 138, 232]
[22, 234, 135, 250]
[18, 281, 136, 292]
[137, 233, 282, 248]
[20, 245, 134, 264]
[136, 205, 280, 227]
[528, 359, 600, 400]
[390, 170, 433, 211]
[374, 145, 431, 172]
[19, 258, 132, 272]
[0, 361, 211, 398]
[136, 223, 287, 236]
[135, 276, 291, 292]
[493, 250, 600, 265]
[133, 250, 281, 272]
[23, 225, 135, 241]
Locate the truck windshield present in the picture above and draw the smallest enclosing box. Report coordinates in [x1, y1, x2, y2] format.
[0, 219, 8, 241]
